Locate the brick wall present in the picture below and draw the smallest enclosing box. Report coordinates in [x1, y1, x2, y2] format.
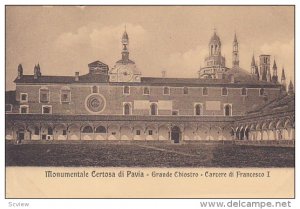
[13, 83, 281, 116]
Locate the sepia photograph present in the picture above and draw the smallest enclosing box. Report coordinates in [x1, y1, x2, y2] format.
[4, 5, 295, 198]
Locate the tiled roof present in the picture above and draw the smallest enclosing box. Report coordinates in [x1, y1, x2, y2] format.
[247, 93, 294, 115]
[14, 71, 281, 88]
[140, 76, 279, 87]
[14, 73, 109, 84]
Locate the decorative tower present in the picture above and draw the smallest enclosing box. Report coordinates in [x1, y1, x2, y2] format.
[232, 33, 239, 68]
[255, 65, 260, 80]
[266, 68, 271, 82]
[259, 55, 270, 81]
[281, 67, 286, 91]
[288, 80, 294, 94]
[34, 63, 42, 79]
[198, 29, 227, 79]
[109, 27, 141, 82]
[271, 59, 278, 83]
[251, 54, 256, 74]
[121, 27, 129, 62]
[17, 64, 23, 79]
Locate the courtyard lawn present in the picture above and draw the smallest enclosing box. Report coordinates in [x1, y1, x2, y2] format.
[5, 141, 294, 167]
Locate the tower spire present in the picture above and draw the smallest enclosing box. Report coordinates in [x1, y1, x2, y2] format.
[281, 67, 286, 91]
[121, 26, 129, 61]
[232, 32, 239, 68]
[272, 59, 278, 83]
[288, 80, 294, 94]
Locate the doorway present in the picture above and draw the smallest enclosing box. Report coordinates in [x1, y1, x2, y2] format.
[171, 126, 181, 143]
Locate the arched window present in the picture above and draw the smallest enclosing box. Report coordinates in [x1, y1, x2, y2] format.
[221, 87, 228, 96]
[95, 126, 106, 133]
[195, 104, 202, 116]
[82, 126, 93, 133]
[123, 86, 130, 94]
[163, 86, 170, 95]
[241, 88, 247, 96]
[150, 103, 158, 116]
[183, 87, 188, 94]
[259, 88, 265, 96]
[92, 86, 98, 93]
[202, 87, 208, 95]
[224, 105, 232, 116]
[143, 87, 150, 95]
[124, 103, 131, 115]
[211, 45, 213, 55]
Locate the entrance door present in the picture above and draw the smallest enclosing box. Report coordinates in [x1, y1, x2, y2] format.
[171, 126, 181, 143]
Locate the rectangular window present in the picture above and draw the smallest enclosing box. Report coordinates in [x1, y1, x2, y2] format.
[163, 87, 170, 95]
[136, 130, 141, 135]
[202, 87, 208, 96]
[112, 132, 116, 135]
[148, 130, 153, 135]
[34, 127, 40, 135]
[61, 91, 71, 103]
[63, 130, 67, 135]
[172, 110, 178, 115]
[20, 105, 28, 114]
[123, 86, 130, 95]
[143, 87, 150, 95]
[5, 104, 12, 112]
[20, 93, 28, 102]
[40, 89, 50, 103]
[183, 87, 188, 94]
[241, 88, 247, 96]
[42, 106, 52, 114]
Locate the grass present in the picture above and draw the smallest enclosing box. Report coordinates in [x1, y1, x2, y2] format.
[5, 141, 295, 167]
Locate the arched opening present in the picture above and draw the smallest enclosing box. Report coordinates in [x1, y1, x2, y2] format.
[195, 104, 202, 116]
[82, 126, 93, 133]
[171, 126, 181, 143]
[224, 104, 231, 116]
[244, 128, 250, 140]
[95, 126, 106, 133]
[150, 103, 158, 116]
[124, 103, 131, 115]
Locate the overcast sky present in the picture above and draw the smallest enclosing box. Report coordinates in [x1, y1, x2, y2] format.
[6, 6, 294, 90]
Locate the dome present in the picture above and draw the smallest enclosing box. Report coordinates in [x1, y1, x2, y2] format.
[224, 67, 258, 82]
[209, 32, 221, 45]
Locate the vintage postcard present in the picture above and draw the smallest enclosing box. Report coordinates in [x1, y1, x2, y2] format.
[5, 5, 295, 198]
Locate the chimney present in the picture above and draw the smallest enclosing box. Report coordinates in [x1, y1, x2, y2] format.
[75, 72, 79, 81]
[161, 70, 166, 78]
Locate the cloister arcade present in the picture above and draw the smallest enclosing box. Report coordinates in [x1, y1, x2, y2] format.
[234, 116, 295, 141]
[5, 120, 235, 143]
